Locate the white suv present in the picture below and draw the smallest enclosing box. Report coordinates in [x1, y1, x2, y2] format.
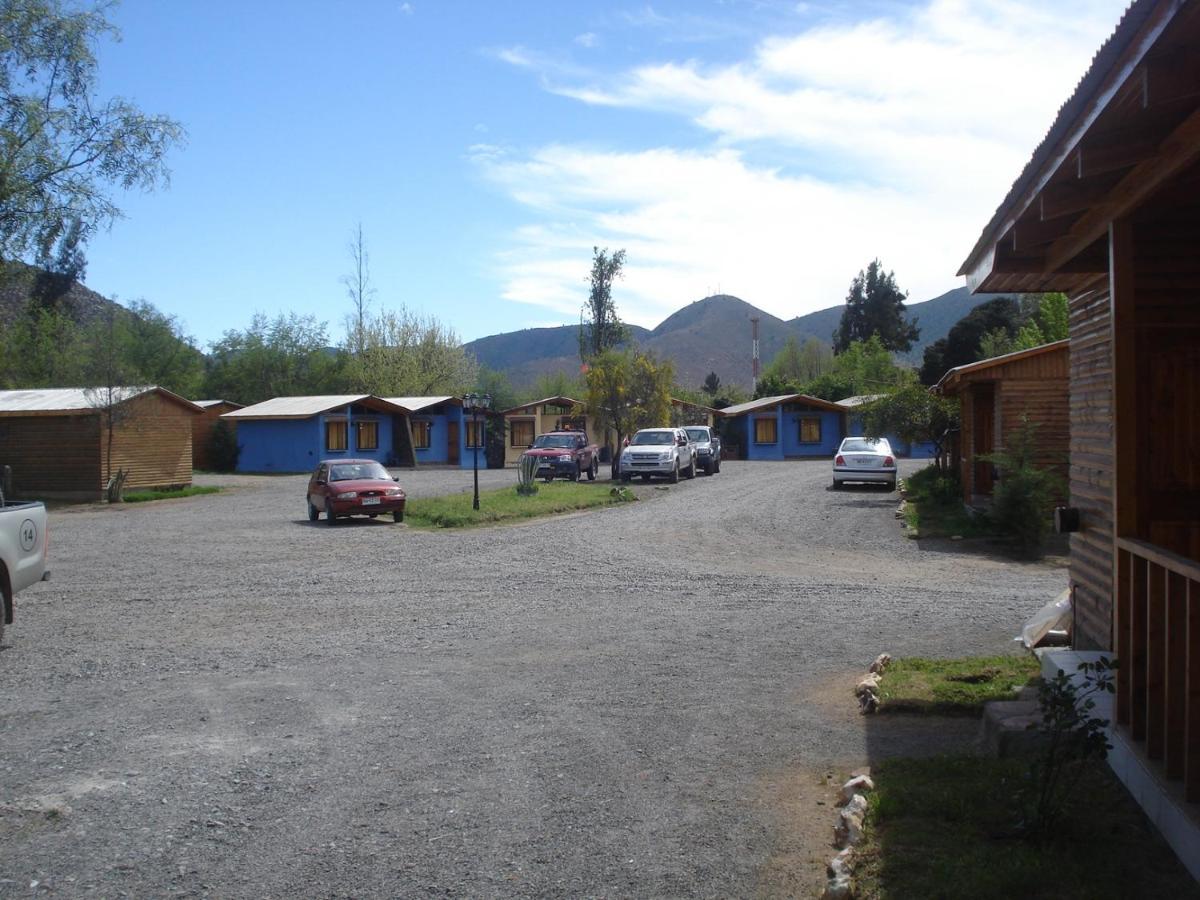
[619, 428, 696, 483]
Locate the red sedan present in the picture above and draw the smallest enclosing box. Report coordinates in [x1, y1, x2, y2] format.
[306, 459, 406, 525]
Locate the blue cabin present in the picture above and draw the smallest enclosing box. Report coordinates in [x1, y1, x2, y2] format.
[720, 394, 847, 460]
[383, 396, 490, 470]
[223, 395, 492, 473]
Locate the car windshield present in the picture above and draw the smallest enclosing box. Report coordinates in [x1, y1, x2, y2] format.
[841, 439, 886, 453]
[532, 434, 576, 449]
[632, 431, 675, 446]
[685, 428, 709, 442]
[329, 462, 391, 482]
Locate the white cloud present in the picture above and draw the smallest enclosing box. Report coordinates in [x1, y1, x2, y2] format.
[574, 32, 598, 48]
[483, 0, 1130, 327]
[399, 2, 413, 14]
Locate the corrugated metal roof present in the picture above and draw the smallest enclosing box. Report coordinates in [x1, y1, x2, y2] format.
[836, 394, 886, 408]
[959, 0, 1156, 275]
[193, 399, 243, 410]
[384, 396, 456, 412]
[721, 393, 847, 416]
[0, 386, 199, 414]
[500, 396, 582, 415]
[223, 395, 401, 419]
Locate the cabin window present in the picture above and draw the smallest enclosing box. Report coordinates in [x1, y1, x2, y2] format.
[511, 419, 534, 447]
[355, 420, 379, 451]
[543, 403, 570, 416]
[754, 417, 778, 444]
[326, 419, 348, 452]
[465, 420, 485, 449]
[799, 416, 821, 443]
[412, 420, 432, 450]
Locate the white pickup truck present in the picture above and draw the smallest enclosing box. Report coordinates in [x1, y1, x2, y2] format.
[0, 499, 50, 642]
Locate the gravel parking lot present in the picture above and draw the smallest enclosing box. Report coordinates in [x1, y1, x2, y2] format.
[1, 460, 1065, 897]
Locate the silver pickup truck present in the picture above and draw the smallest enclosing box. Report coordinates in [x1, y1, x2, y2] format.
[0, 499, 50, 642]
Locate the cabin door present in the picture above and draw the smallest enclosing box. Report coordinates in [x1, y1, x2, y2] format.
[447, 420, 460, 465]
[972, 384, 995, 496]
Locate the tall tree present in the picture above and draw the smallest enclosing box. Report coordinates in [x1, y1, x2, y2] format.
[800, 334, 911, 401]
[702, 371, 721, 398]
[583, 348, 673, 476]
[0, 0, 183, 263]
[341, 307, 477, 397]
[918, 296, 1020, 385]
[579, 247, 630, 363]
[833, 260, 920, 353]
[861, 385, 959, 472]
[203, 313, 345, 405]
[761, 335, 832, 387]
[342, 223, 374, 356]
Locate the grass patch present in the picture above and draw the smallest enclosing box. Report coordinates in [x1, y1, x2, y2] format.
[122, 485, 222, 503]
[901, 465, 992, 539]
[405, 481, 633, 528]
[879, 655, 1039, 716]
[854, 755, 1200, 900]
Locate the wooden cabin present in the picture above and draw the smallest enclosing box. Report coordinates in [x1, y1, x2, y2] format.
[191, 400, 243, 471]
[0, 387, 202, 501]
[958, 0, 1200, 871]
[935, 341, 1069, 505]
[500, 396, 598, 466]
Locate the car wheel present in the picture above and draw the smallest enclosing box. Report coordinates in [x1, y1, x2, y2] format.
[621, 473, 631, 484]
[307, 499, 319, 521]
[887, 479, 897, 492]
[588, 458, 597, 481]
[326, 504, 337, 526]
[640, 474, 651, 482]
[393, 508, 404, 523]
[576, 463, 584, 482]
[715, 457, 721, 473]
[832, 478, 840, 490]
[705, 459, 715, 475]
[685, 458, 695, 479]
[669, 462, 679, 484]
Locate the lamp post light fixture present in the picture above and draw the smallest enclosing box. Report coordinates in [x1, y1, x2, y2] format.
[463, 392, 492, 510]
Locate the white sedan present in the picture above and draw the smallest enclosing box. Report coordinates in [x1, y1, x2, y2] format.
[832, 437, 897, 490]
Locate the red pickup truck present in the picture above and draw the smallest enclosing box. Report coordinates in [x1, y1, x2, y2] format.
[522, 431, 600, 482]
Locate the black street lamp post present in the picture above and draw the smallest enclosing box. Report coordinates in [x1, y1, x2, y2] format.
[463, 393, 491, 510]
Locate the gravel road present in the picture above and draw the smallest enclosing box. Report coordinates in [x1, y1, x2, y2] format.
[0, 461, 1065, 897]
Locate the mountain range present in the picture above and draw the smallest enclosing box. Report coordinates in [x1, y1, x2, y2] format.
[465, 286, 1000, 392]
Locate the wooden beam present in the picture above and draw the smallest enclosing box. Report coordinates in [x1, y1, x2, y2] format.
[1147, 562, 1167, 759]
[1046, 105, 1200, 273]
[1165, 570, 1187, 779]
[1010, 214, 1078, 251]
[1186, 579, 1200, 802]
[1144, 47, 1200, 107]
[1039, 174, 1123, 220]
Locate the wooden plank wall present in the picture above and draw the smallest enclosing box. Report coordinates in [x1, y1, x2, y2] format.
[106, 393, 195, 490]
[1069, 278, 1115, 650]
[1134, 200, 1200, 561]
[0, 414, 102, 499]
[996, 348, 1070, 499]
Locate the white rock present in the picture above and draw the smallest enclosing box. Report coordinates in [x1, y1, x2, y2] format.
[823, 873, 853, 899]
[837, 775, 875, 806]
[834, 794, 869, 847]
[869, 653, 893, 674]
[854, 674, 880, 696]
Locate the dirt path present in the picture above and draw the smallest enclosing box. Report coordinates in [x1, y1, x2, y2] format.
[0, 461, 1063, 897]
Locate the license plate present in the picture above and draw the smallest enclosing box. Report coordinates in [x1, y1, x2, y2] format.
[361, 497, 381, 505]
[854, 457, 875, 465]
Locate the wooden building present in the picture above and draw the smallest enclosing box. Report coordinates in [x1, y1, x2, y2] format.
[0, 387, 202, 501]
[669, 398, 722, 427]
[958, 0, 1200, 871]
[935, 340, 1069, 505]
[500, 396, 600, 467]
[191, 400, 243, 471]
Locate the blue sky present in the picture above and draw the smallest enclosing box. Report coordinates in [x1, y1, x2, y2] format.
[82, 0, 1130, 350]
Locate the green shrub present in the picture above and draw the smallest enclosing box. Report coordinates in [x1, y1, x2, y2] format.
[516, 452, 539, 496]
[983, 418, 1064, 557]
[209, 420, 240, 473]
